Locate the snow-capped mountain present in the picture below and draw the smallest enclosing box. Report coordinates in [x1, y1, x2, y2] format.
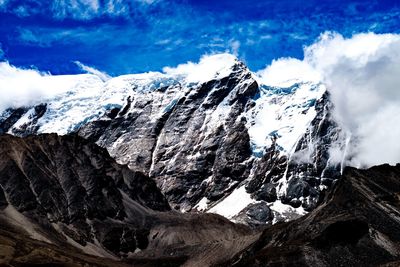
[0, 54, 347, 224]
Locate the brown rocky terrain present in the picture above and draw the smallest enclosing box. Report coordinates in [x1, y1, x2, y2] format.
[0, 134, 258, 267]
[222, 164, 400, 267]
[1, 134, 400, 267]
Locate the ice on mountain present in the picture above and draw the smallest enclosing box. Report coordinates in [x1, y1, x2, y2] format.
[246, 82, 326, 157]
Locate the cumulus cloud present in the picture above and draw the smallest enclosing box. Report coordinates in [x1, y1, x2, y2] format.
[256, 57, 320, 87]
[0, 54, 237, 113]
[258, 32, 400, 168]
[2, 31, 400, 168]
[74, 61, 110, 81]
[306, 32, 400, 167]
[0, 61, 102, 112]
[163, 53, 238, 84]
[0, 62, 48, 111]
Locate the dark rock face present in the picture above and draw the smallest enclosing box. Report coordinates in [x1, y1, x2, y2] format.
[246, 91, 343, 213]
[0, 103, 47, 136]
[78, 62, 258, 211]
[282, 92, 343, 209]
[2, 135, 399, 267]
[245, 202, 274, 223]
[74, 66, 344, 221]
[0, 134, 258, 266]
[0, 133, 169, 256]
[314, 219, 369, 248]
[0, 107, 29, 134]
[0, 185, 7, 210]
[222, 164, 400, 267]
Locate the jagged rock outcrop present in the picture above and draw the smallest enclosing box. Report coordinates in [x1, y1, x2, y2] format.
[221, 164, 400, 267]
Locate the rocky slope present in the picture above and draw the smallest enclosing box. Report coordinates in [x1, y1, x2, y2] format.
[1, 134, 400, 266]
[221, 164, 400, 267]
[0, 133, 169, 257]
[0, 54, 347, 224]
[0, 134, 258, 266]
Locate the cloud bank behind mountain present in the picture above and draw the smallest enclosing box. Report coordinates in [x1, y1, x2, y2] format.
[259, 32, 400, 168]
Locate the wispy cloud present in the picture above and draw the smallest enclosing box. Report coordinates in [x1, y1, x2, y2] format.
[0, 0, 161, 20]
[0, 44, 4, 60]
[74, 60, 110, 81]
[229, 39, 240, 56]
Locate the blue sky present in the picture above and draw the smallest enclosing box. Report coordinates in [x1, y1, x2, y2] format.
[0, 0, 399, 75]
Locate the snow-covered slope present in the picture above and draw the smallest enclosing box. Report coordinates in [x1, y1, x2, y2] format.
[246, 82, 326, 155]
[0, 54, 346, 225]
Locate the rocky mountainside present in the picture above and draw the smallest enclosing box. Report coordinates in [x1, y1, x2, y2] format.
[221, 164, 400, 267]
[0, 134, 258, 266]
[1, 134, 400, 266]
[0, 133, 170, 257]
[0, 54, 347, 224]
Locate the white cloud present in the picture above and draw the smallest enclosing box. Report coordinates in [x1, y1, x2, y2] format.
[256, 57, 320, 87]
[52, 0, 101, 20]
[0, 62, 48, 110]
[306, 32, 400, 167]
[229, 40, 240, 56]
[257, 32, 400, 168]
[49, 0, 156, 20]
[0, 54, 238, 115]
[74, 61, 111, 81]
[136, 0, 158, 4]
[18, 29, 50, 47]
[2, 32, 400, 169]
[13, 5, 30, 17]
[0, 61, 102, 112]
[163, 53, 238, 84]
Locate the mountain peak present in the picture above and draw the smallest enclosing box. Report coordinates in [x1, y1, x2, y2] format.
[0, 56, 343, 226]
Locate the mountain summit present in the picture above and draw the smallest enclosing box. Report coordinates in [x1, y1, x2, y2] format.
[0, 54, 347, 225]
[1, 55, 400, 266]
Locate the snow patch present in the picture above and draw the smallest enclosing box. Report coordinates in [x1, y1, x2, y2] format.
[195, 197, 208, 211]
[269, 200, 307, 224]
[208, 186, 253, 219]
